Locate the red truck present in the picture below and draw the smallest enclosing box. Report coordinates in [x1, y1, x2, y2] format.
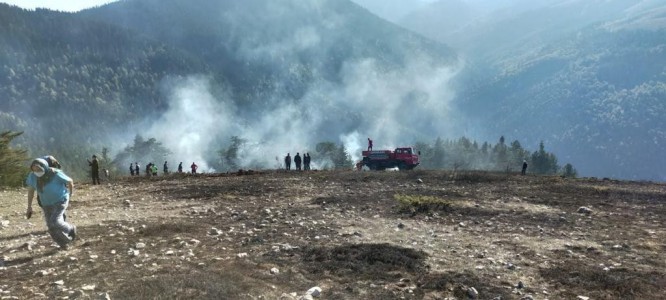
[360, 147, 420, 170]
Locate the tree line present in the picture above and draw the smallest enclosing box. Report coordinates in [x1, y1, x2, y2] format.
[1, 131, 576, 187]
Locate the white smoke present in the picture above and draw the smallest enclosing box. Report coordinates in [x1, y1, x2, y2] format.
[114, 2, 462, 172]
[145, 76, 237, 172]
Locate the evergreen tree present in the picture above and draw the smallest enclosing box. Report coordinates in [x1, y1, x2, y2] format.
[531, 141, 559, 174]
[113, 135, 171, 169]
[220, 136, 246, 171]
[562, 163, 578, 178]
[0, 131, 29, 187]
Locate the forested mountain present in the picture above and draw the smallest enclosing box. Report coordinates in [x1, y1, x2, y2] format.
[0, 0, 458, 178]
[398, 0, 666, 180]
[0, 3, 204, 160]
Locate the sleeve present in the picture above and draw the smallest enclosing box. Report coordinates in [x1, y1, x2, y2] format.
[25, 173, 37, 189]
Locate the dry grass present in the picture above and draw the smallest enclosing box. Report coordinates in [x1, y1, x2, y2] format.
[1, 170, 665, 299]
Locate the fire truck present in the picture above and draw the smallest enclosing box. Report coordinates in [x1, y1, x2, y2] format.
[360, 147, 420, 170]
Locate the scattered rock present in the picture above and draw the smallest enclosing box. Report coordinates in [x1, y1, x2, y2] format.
[577, 207, 592, 215]
[306, 286, 322, 297]
[135, 242, 146, 249]
[467, 287, 478, 299]
[577, 296, 590, 300]
[270, 267, 280, 275]
[237, 253, 248, 258]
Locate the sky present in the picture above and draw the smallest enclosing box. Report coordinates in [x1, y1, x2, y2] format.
[0, 0, 114, 12]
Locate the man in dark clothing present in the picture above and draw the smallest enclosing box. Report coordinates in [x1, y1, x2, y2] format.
[304, 153, 310, 170]
[178, 162, 183, 173]
[284, 153, 291, 170]
[163, 161, 169, 175]
[88, 155, 100, 184]
[368, 138, 373, 151]
[522, 160, 528, 175]
[134, 163, 140, 176]
[130, 163, 135, 176]
[294, 153, 302, 170]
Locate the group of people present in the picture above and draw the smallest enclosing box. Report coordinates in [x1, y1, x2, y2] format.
[128, 161, 199, 176]
[284, 152, 311, 171]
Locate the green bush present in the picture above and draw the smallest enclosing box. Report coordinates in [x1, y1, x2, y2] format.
[0, 131, 29, 187]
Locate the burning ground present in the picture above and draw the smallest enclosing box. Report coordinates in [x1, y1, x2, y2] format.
[1, 170, 665, 299]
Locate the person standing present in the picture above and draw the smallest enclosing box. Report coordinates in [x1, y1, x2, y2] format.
[284, 153, 291, 170]
[163, 161, 169, 175]
[130, 163, 135, 176]
[522, 160, 528, 175]
[87, 155, 100, 185]
[191, 162, 198, 174]
[294, 153, 302, 171]
[25, 158, 76, 250]
[134, 162, 140, 176]
[367, 138, 373, 151]
[304, 153, 310, 170]
[178, 162, 183, 173]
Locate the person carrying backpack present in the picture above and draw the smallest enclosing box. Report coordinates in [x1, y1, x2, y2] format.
[25, 158, 77, 250]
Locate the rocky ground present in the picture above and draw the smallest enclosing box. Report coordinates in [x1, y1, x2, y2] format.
[1, 170, 665, 300]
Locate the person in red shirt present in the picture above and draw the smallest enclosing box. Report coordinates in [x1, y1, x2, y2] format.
[191, 162, 198, 174]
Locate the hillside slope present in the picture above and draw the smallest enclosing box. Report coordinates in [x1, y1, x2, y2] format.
[1, 170, 665, 298]
[1, 0, 458, 177]
[398, 0, 666, 180]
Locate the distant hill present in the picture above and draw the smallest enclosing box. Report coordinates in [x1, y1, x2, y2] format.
[398, 0, 666, 180]
[0, 0, 457, 177]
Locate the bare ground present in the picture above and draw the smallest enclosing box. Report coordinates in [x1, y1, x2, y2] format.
[1, 170, 665, 299]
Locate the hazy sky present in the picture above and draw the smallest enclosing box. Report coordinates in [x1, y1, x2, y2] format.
[0, 0, 114, 12]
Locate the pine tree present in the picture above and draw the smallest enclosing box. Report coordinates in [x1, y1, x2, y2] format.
[0, 131, 29, 187]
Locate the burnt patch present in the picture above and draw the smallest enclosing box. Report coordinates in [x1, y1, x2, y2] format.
[301, 243, 428, 281]
[540, 262, 666, 299]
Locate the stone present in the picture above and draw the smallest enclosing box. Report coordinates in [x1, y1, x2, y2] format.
[307, 286, 322, 297]
[467, 287, 479, 299]
[270, 267, 280, 275]
[577, 207, 592, 215]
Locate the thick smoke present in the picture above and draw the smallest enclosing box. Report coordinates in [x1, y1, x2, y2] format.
[135, 57, 458, 172]
[113, 1, 461, 172]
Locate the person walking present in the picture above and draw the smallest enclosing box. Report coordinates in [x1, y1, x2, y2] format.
[25, 158, 77, 250]
[367, 138, 373, 151]
[87, 155, 100, 185]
